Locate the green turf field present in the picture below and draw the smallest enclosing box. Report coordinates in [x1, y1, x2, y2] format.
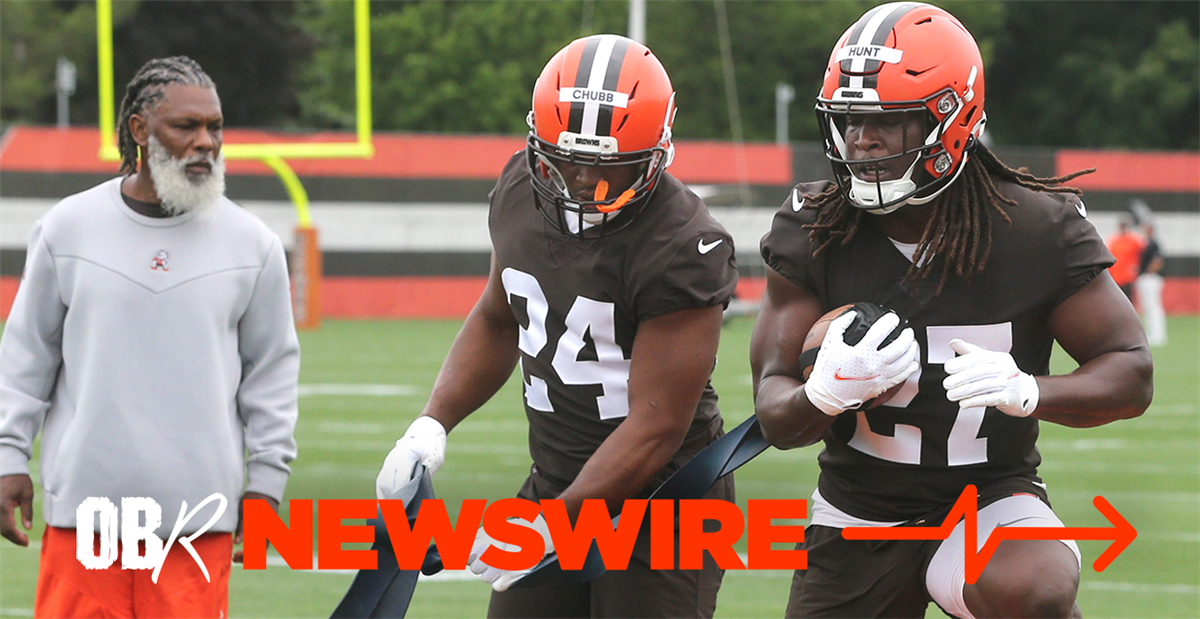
[1, 316, 1197, 618]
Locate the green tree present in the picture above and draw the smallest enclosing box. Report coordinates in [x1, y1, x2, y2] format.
[1, 1, 313, 130]
[294, 0, 629, 134]
[291, 0, 1011, 143]
[0, 1, 135, 127]
[986, 1, 1199, 149]
[111, 0, 314, 128]
[648, 0, 1003, 140]
[1104, 20, 1200, 149]
[9, 0, 1191, 151]
[648, 1, 1006, 142]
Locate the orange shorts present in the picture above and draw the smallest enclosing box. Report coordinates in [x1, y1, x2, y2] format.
[35, 525, 232, 619]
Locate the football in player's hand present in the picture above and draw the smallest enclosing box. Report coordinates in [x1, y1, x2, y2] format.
[799, 302, 909, 409]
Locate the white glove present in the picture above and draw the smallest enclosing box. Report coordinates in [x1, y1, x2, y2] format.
[805, 310, 920, 416]
[942, 339, 1039, 417]
[375, 417, 447, 500]
[467, 513, 554, 592]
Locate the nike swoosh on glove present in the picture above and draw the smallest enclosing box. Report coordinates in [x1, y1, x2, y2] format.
[376, 416, 447, 500]
[467, 513, 554, 592]
[942, 339, 1039, 417]
[805, 310, 920, 416]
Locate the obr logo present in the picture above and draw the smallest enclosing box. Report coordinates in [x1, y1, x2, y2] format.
[76, 494, 228, 583]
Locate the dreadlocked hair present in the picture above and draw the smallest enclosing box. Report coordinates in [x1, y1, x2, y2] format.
[803, 143, 1094, 296]
[117, 56, 215, 175]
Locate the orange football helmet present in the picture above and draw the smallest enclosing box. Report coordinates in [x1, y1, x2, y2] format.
[527, 34, 676, 237]
[816, 2, 986, 214]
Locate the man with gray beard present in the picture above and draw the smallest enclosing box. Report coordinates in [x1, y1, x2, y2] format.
[0, 56, 299, 618]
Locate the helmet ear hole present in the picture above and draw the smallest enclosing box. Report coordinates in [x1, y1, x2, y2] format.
[959, 105, 977, 128]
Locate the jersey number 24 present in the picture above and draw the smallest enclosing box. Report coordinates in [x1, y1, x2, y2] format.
[503, 268, 631, 420]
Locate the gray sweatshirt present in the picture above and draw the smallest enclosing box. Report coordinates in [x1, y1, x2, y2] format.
[0, 178, 299, 537]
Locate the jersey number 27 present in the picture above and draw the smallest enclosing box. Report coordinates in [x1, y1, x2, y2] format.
[849, 323, 1013, 467]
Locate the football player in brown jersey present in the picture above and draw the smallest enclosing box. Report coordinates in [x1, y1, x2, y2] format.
[376, 34, 739, 618]
[751, 3, 1152, 619]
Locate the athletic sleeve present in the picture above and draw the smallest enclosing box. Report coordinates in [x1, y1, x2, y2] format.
[0, 220, 67, 477]
[637, 230, 738, 322]
[1052, 194, 1115, 308]
[236, 236, 300, 502]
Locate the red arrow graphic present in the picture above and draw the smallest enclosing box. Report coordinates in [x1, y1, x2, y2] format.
[842, 485, 1136, 584]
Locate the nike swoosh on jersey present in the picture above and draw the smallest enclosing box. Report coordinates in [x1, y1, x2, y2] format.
[698, 238, 724, 254]
[995, 516, 1040, 528]
[833, 370, 880, 381]
[792, 190, 806, 212]
[1075, 201, 1087, 218]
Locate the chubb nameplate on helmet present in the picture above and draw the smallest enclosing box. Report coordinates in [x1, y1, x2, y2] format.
[559, 87, 629, 108]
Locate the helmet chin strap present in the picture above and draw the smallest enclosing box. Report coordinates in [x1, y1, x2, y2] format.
[846, 106, 977, 215]
[850, 158, 920, 215]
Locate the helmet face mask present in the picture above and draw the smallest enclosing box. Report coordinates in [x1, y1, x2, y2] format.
[817, 2, 987, 215]
[818, 92, 963, 214]
[526, 35, 676, 239]
[526, 133, 664, 237]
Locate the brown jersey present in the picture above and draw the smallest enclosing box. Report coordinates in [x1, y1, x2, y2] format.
[489, 152, 739, 495]
[761, 179, 1115, 521]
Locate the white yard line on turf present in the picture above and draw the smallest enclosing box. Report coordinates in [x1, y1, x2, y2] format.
[8, 547, 1194, 597]
[1038, 438, 1198, 451]
[4, 578, 1197, 619]
[304, 439, 529, 455]
[313, 421, 388, 434]
[263, 554, 476, 581]
[1148, 403, 1200, 416]
[1140, 532, 1200, 542]
[1037, 461, 1200, 475]
[1054, 489, 1199, 503]
[253, 552, 1200, 596]
[1082, 581, 1200, 595]
[299, 384, 420, 397]
[295, 466, 527, 484]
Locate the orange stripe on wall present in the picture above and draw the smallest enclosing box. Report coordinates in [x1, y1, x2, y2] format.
[0, 127, 791, 185]
[672, 142, 791, 185]
[1162, 278, 1200, 317]
[0, 127, 523, 179]
[2, 276, 1196, 321]
[0, 276, 488, 320]
[735, 278, 766, 301]
[321, 277, 489, 318]
[0, 277, 17, 318]
[1057, 150, 1200, 192]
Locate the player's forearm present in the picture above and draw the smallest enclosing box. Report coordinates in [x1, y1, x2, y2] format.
[422, 307, 519, 433]
[755, 375, 836, 449]
[1033, 348, 1153, 427]
[556, 419, 688, 519]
